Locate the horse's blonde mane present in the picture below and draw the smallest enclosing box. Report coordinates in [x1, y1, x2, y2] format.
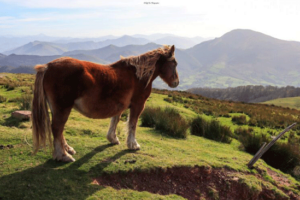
[120, 45, 174, 86]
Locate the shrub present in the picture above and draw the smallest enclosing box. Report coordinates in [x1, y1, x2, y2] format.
[18, 94, 33, 110]
[248, 117, 258, 127]
[222, 113, 231, 118]
[231, 115, 247, 125]
[4, 82, 16, 91]
[141, 107, 160, 127]
[234, 127, 254, 139]
[263, 143, 300, 173]
[191, 116, 232, 143]
[238, 129, 300, 174]
[163, 97, 172, 103]
[238, 130, 268, 154]
[191, 116, 207, 136]
[141, 107, 189, 138]
[0, 95, 6, 103]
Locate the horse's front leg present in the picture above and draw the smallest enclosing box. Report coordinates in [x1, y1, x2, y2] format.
[127, 104, 144, 150]
[106, 114, 121, 145]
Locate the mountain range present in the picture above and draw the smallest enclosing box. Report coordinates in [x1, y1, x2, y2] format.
[1, 29, 300, 90]
[0, 34, 119, 53]
[3, 36, 151, 56]
[1, 34, 210, 54]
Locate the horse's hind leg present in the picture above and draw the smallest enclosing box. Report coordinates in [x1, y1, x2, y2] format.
[51, 107, 75, 162]
[106, 114, 121, 145]
[63, 136, 76, 155]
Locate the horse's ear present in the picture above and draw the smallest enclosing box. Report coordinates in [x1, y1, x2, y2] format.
[169, 45, 175, 55]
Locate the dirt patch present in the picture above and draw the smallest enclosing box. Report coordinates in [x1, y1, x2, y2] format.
[93, 166, 299, 200]
[267, 168, 291, 187]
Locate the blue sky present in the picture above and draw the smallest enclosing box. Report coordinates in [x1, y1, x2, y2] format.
[1, 0, 300, 41]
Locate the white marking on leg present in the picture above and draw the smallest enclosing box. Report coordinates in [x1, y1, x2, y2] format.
[53, 139, 75, 162]
[107, 115, 120, 144]
[63, 137, 76, 155]
[127, 121, 140, 150]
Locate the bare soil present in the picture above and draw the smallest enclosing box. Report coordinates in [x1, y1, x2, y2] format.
[93, 166, 300, 200]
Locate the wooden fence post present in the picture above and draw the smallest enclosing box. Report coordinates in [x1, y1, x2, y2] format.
[247, 122, 297, 169]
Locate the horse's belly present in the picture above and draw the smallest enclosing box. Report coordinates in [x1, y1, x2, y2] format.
[74, 97, 129, 119]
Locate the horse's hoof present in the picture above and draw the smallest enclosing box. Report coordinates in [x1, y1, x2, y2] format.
[127, 141, 140, 150]
[61, 154, 76, 162]
[107, 136, 120, 145]
[67, 149, 76, 155]
[111, 141, 120, 145]
[65, 145, 76, 155]
[53, 152, 75, 162]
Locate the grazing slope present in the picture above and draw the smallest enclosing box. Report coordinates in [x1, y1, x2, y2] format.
[0, 73, 299, 199]
[188, 85, 300, 103]
[263, 96, 300, 110]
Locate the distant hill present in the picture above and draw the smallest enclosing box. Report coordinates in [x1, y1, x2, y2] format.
[2, 29, 300, 90]
[263, 96, 300, 109]
[184, 29, 300, 88]
[2, 34, 212, 56]
[0, 66, 35, 73]
[0, 53, 6, 59]
[4, 36, 151, 56]
[0, 54, 107, 68]
[4, 41, 66, 56]
[188, 85, 300, 103]
[0, 34, 119, 53]
[63, 43, 161, 62]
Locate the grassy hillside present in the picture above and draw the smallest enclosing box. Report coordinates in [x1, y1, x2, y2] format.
[263, 97, 300, 110]
[188, 85, 300, 103]
[0, 73, 300, 199]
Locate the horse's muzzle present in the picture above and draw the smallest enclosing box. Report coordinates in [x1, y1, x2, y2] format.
[170, 80, 179, 88]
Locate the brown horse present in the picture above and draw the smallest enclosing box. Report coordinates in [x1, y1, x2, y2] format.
[32, 45, 179, 162]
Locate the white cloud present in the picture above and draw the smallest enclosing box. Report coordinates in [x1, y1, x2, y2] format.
[0, 0, 143, 8]
[1, 0, 300, 41]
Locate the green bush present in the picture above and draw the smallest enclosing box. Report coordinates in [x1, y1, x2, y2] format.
[264, 143, 300, 173]
[238, 128, 300, 174]
[18, 94, 33, 110]
[0, 95, 6, 103]
[248, 118, 258, 126]
[234, 127, 254, 139]
[238, 130, 268, 154]
[190, 116, 206, 136]
[191, 116, 232, 143]
[141, 107, 189, 138]
[231, 115, 247, 125]
[141, 107, 160, 127]
[4, 82, 16, 91]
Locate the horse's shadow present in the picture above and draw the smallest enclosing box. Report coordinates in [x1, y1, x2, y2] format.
[0, 144, 131, 200]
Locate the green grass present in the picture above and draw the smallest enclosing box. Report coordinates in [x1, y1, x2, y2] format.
[0, 73, 299, 199]
[263, 96, 300, 110]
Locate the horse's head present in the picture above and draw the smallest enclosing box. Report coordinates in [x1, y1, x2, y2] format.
[158, 45, 179, 88]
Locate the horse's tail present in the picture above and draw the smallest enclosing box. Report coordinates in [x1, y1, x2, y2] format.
[32, 64, 52, 154]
